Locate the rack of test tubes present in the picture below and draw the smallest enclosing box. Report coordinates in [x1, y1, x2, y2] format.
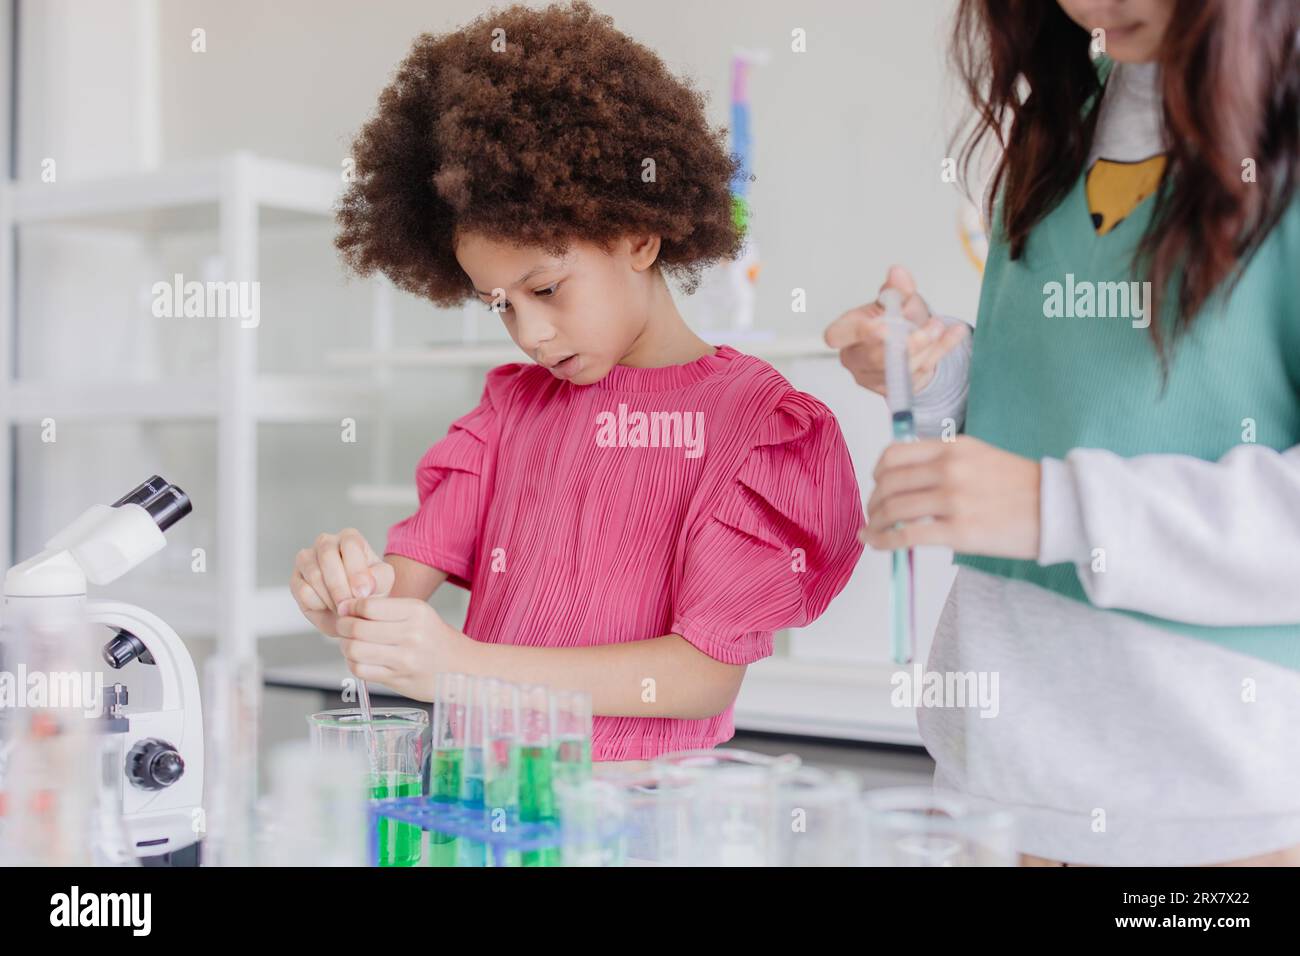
[304, 688, 1020, 867]
[353, 674, 618, 867]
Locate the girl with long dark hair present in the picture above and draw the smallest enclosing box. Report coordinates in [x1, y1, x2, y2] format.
[828, 0, 1300, 865]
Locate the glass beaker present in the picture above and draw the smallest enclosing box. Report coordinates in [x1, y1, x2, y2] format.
[591, 761, 693, 866]
[652, 748, 801, 866]
[554, 777, 626, 867]
[0, 595, 103, 866]
[772, 766, 861, 866]
[203, 653, 261, 867]
[860, 786, 1017, 866]
[308, 706, 428, 867]
[263, 740, 369, 866]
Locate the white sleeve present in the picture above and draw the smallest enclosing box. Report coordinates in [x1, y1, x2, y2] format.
[1037, 443, 1300, 626]
[912, 316, 973, 439]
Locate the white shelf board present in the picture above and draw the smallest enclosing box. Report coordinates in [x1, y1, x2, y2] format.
[1, 154, 341, 232]
[325, 343, 526, 369]
[246, 156, 343, 216]
[347, 483, 419, 508]
[5, 379, 222, 420]
[2, 375, 376, 423]
[253, 375, 377, 423]
[6, 158, 224, 224]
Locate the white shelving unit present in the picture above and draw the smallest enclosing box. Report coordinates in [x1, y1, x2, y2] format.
[0, 152, 368, 656]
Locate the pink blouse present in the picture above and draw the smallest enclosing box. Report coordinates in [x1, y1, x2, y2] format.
[385, 345, 865, 760]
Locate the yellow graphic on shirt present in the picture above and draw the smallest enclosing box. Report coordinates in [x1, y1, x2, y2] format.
[1085, 155, 1167, 235]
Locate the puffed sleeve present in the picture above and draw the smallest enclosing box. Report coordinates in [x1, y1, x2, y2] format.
[671, 392, 866, 664]
[384, 366, 514, 588]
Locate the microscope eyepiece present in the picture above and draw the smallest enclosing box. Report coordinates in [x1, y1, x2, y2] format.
[111, 475, 192, 533]
[142, 485, 192, 533]
[112, 475, 170, 508]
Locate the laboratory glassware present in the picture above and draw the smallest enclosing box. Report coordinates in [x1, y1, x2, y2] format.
[554, 777, 627, 866]
[427, 672, 473, 866]
[264, 740, 368, 866]
[771, 766, 861, 866]
[308, 706, 428, 866]
[860, 786, 1017, 866]
[652, 748, 801, 866]
[518, 683, 558, 866]
[880, 287, 918, 665]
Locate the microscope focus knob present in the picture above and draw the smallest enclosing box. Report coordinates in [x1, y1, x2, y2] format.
[103, 629, 155, 669]
[127, 738, 185, 790]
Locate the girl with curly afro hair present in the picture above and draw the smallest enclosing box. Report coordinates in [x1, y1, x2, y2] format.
[305, 2, 864, 767]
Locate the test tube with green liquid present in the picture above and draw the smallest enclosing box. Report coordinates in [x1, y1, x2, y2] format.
[519, 683, 560, 867]
[454, 676, 490, 867]
[427, 672, 471, 867]
[481, 678, 521, 867]
[551, 688, 593, 785]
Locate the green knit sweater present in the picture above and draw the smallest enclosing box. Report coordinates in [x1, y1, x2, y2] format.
[956, 165, 1300, 669]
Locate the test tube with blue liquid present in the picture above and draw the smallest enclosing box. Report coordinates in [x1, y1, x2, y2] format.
[880, 288, 917, 665]
[455, 675, 489, 867]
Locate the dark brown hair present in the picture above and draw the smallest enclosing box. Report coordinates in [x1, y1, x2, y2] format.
[336, 1, 742, 305]
[952, 0, 1300, 359]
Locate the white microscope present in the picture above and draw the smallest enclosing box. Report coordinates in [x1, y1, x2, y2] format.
[2, 475, 204, 865]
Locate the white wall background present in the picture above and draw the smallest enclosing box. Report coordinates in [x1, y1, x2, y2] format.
[151, 0, 980, 322]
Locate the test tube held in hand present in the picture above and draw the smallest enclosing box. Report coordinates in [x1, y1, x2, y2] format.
[880, 288, 917, 665]
[355, 679, 381, 771]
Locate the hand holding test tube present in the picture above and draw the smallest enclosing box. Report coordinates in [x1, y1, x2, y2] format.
[879, 289, 917, 665]
[823, 265, 967, 398]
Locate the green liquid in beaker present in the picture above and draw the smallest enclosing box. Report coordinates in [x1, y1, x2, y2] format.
[520, 745, 559, 867]
[370, 772, 422, 867]
[425, 748, 463, 867]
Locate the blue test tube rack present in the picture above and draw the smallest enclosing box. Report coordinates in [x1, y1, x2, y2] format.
[368, 796, 622, 867]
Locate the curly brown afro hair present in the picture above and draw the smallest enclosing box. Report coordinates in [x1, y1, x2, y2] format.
[335, 1, 744, 306]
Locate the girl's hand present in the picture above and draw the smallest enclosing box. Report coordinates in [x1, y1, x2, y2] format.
[824, 264, 968, 395]
[334, 596, 474, 701]
[291, 528, 396, 638]
[863, 436, 1042, 560]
